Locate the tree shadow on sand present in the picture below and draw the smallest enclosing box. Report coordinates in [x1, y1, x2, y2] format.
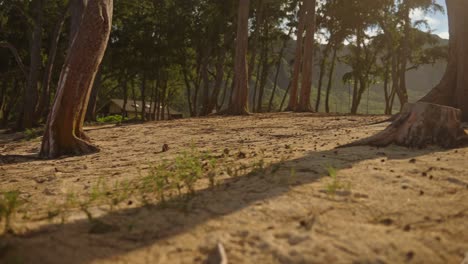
[0, 145, 451, 264]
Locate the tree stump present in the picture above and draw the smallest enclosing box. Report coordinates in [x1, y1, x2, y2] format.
[340, 102, 468, 149]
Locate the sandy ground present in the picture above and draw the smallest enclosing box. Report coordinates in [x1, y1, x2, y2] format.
[0, 113, 467, 264]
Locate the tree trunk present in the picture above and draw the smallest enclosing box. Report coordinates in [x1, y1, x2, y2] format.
[218, 72, 231, 112]
[268, 26, 293, 112]
[40, 0, 113, 159]
[140, 74, 147, 121]
[0, 42, 28, 78]
[85, 68, 102, 122]
[247, 0, 263, 86]
[285, 2, 307, 111]
[340, 102, 468, 148]
[252, 57, 261, 112]
[296, 0, 316, 112]
[22, 0, 43, 130]
[206, 40, 227, 115]
[383, 60, 391, 115]
[325, 46, 338, 113]
[37, 10, 68, 122]
[315, 42, 331, 112]
[397, 2, 410, 108]
[200, 47, 212, 116]
[257, 39, 270, 113]
[225, 0, 250, 115]
[181, 65, 194, 117]
[420, 0, 468, 121]
[121, 76, 128, 119]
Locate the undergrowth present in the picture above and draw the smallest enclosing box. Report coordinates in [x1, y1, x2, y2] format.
[0, 146, 291, 235]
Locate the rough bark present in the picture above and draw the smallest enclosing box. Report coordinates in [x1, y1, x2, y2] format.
[296, 0, 316, 112]
[285, 2, 307, 111]
[225, 0, 250, 115]
[40, 0, 113, 159]
[340, 103, 468, 148]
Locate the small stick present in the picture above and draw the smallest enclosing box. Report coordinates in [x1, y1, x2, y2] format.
[217, 242, 228, 264]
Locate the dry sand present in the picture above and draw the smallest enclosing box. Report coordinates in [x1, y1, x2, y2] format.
[0, 113, 467, 264]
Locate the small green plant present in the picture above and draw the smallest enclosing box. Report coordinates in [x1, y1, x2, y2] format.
[145, 162, 172, 203]
[0, 190, 23, 233]
[96, 115, 127, 124]
[325, 166, 350, 196]
[24, 128, 42, 141]
[174, 147, 203, 195]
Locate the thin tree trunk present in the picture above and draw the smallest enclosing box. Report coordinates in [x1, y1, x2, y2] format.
[85, 68, 101, 121]
[37, 9, 68, 121]
[285, 2, 307, 111]
[315, 42, 331, 112]
[181, 65, 194, 117]
[397, 2, 410, 108]
[247, 0, 264, 85]
[325, 46, 338, 113]
[22, 0, 44, 130]
[140, 74, 147, 121]
[0, 42, 28, 78]
[40, 0, 112, 158]
[218, 72, 231, 112]
[200, 47, 212, 116]
[257, 35, 270, 113]
[280, 81, 291, 111]
[207, 42, 227, 114]
[252, 55, 262, 112]
[268, 26, 293, 112]
[383, 58, 391, 114]
[121, 76, 128, 119]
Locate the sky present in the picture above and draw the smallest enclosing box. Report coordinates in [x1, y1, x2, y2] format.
[411, 0, 449, 39]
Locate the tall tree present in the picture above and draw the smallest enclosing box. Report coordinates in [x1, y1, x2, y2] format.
[296, 0, 316, 112]
[342, 0, 468, 149]
[225, 0, 250, 115]
[40, 0, 113, 158]
[285, 1, 307, 111]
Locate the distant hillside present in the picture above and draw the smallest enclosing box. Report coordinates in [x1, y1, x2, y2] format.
[259, 36, 448, 114]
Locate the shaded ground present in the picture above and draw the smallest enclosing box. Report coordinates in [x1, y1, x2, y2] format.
[0, 113, 467, 264]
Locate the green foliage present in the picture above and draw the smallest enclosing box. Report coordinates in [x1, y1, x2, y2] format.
[24, 128, 42, 141]
[0, 190, 23, 233]
[96, 115, 127, 124]
[325, 165, 351, 196]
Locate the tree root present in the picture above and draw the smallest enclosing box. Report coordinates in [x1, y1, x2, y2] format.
[338, 102, 468, 149]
